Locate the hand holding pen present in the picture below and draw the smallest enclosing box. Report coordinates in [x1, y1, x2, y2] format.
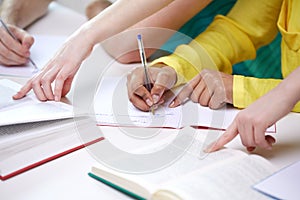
[127, 34, 177, 112]
[0, 18, 37, 70]
[136, 34, 155, 114]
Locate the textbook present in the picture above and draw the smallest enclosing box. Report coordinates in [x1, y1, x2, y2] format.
[89, 127, 277, 200]
[0, 79, 102, 180]
[0, 117, 103, 180]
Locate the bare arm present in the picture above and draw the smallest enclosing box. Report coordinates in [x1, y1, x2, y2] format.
[102, 0, 212, 63]
[13, 0, 176, 101]
[0, 0, 53, 28]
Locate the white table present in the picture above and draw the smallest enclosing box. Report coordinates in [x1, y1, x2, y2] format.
[1, 2, 300, 199]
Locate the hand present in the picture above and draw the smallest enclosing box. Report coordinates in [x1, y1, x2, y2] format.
[0, 24, 34, 66]
[127, 65, 177, 111]
[13, 31, 94, 101]
[206, 106, 277, 153]
[169, 69, 233, 109]
[205, 85, 295, 152]
[206, 66, 300, 152]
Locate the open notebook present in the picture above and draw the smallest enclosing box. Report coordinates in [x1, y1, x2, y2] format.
[0, 79, 74, 126]
[94, 76, 276, 132]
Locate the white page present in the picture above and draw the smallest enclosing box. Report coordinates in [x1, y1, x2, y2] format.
[91, 128, 248, 197]
[94, 76, 182, 128]
[94, 76, 275, 132]
[0, 79, 74, 126]
[155, 155, 275, 200]
[0, 35, 66, 77]
[182, 102, 275, 132]
[254, 160, 300, 200]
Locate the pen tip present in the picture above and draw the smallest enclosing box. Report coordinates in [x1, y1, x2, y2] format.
[151, 107, 155, 115]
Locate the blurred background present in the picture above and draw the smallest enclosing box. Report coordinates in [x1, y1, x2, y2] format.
[57, 0, 116, 15]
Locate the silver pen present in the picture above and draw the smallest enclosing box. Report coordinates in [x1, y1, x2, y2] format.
[137, 34, 155, 114]
[0, 18, 38, 73]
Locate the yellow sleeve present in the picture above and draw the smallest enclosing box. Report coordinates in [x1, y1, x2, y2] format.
[233, 75, 300, 112]
[151, 0, 282, 86]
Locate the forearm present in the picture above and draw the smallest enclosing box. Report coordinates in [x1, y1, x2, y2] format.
[82, 0, 174, 47]
[103, 0, 212, 63]
[0, 0, 53, 28]
[276, 66, 300, 111]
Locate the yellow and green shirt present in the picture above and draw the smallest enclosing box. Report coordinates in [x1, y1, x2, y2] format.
[152, 0, 300, 111]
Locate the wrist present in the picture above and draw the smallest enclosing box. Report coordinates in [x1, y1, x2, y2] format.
[223, 73, 233, 104]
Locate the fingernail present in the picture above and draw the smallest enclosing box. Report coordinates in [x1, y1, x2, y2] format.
[146, 98, 153, 107]
[158, 99, 164, 105]
[169, 101, 175, 108]
[24, 43, 31, 49]
[54, 95, 59, 102]
[152, 95, 160, 104]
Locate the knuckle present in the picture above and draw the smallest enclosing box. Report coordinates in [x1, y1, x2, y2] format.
[127, 73, 132, 81]
[56, 73, 66, 81]
[2, 49, 10, 58]
[209, 102, 219, 110]
[41, 77, 51, 85]
[190, 94, 198, 103]
[128, 96, 134, 103]
[32, 79, 41, 87]
[54, 86, 61, 94]
[254, 139, 265, 146]
[236, 113, 249, 123]
[252, 118, 264, 127]
[141, 93, 149, 101]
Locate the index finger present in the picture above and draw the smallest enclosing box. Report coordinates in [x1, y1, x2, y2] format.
[169, 74, 201, 108]
[205, 121, 239, 152]
[13, 80, 33, 100]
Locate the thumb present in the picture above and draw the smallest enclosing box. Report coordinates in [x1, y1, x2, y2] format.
[150, 67, 176, 104]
